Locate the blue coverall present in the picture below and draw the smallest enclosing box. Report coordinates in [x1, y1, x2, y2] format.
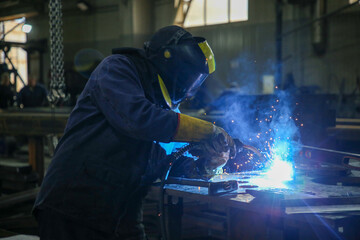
[34, 52, 180, 239]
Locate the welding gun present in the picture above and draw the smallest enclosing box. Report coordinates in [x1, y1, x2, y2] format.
[233, 138, 263, 159]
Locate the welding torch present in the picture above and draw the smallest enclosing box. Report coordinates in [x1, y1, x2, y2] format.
[233, 138, 265, 159]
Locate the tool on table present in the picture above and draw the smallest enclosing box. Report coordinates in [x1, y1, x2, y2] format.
[166, 177, 238, 195]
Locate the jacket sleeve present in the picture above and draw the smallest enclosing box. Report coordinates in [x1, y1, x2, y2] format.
[90, 55, 179, 143]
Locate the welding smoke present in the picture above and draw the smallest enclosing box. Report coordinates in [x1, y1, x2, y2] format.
[218, 54, 301, 171]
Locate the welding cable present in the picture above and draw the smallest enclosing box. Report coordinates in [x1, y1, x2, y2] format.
[243, 145, 262, 157]
[113, 143, 196, 238]
[159, 143, 195, 240]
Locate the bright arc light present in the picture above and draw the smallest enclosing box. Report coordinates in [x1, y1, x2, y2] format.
[265, 156, 294, 182]
[249, 156, 294, 189]
[22, 24, 32, 33]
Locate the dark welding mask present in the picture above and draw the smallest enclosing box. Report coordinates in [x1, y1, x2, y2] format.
[145, 26, 215, 108]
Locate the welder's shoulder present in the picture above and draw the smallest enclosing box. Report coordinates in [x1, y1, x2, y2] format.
[97, 54, 140, 82]
[102, 54, 137, 71]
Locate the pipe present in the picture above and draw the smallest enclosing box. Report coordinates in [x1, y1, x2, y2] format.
[283, 0, 359, 37]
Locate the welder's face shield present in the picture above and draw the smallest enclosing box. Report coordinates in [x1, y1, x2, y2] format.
[170, 38, 216, 105]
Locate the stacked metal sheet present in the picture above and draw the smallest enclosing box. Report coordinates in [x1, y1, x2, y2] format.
[0, 160, 38, 194]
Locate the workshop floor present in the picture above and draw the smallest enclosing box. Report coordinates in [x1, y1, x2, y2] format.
[0, 141, 52, 238]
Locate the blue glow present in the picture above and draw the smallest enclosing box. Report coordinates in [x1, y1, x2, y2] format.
[158, 107, 190, 155]
[258, 135, 295, 187]
[265, 156, 294, 181]
[248, 155, 293, 189]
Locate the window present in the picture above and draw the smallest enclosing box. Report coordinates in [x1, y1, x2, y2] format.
[206, 0, 228, 25]
[184, 0, 248, 27]
[185, 0, 205, 27]
[230, 0, 249, 22]
[0, 19, 28, 92]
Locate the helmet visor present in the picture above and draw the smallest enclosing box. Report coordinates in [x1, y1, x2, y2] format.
[197, 40, 215, 74]
[183, 40, 215, 98]
[186, 73, 208, 98]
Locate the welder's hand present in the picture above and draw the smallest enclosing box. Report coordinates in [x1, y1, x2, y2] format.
[210, 126, 237, 159]
[190, 127, 236, 171]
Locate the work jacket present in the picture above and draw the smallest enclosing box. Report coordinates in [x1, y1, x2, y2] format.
[33, 48, 179, 233]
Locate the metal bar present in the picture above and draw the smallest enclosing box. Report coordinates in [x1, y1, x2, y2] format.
[28, 136, 44, 183]
[302, 145, 360, 158]
[283, 0, 360, 37]
[166, 177, 211, 187]
[0, 188, 40, 210]
[275, 0, 283, 87]
[204, 0, 207, 25]
[3, 49, 26, 87]
[166, 177, 238, 195]
[286, 204, 360, 214]
[282, 197, 360, 208]
[228, 0, 230, 23]
[166, 196, 183, 240]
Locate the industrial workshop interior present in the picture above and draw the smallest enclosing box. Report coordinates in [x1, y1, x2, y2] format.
[1, 0, 360, 239]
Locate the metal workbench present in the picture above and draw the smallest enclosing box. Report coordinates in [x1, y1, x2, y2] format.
[146, 146, 360, 240]
[147, 172, 360, 240]
[0, 108, 69, 181]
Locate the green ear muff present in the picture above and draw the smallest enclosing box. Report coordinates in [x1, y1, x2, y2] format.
[164, 50, 171, 59]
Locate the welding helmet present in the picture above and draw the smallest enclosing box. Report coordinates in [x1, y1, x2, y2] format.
[145, 26, 215, 107]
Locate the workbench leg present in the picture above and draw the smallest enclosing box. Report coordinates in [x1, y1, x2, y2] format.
[166, 196, 183, 240]
[28, 136, 44, 183]
[228, 208, 269, 240]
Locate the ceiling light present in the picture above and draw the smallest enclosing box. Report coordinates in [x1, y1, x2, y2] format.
[22, 24, 32, 33]
[77, 0, 91, 11]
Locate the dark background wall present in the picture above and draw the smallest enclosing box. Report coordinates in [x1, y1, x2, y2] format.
[24, 0, 360, 99]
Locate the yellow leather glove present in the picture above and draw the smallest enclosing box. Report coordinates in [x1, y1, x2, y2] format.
[173, 114, 215, 142]
[173, 114, 236, 170]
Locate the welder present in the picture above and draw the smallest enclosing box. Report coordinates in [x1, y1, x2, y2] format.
[33, 25, 238, 240]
